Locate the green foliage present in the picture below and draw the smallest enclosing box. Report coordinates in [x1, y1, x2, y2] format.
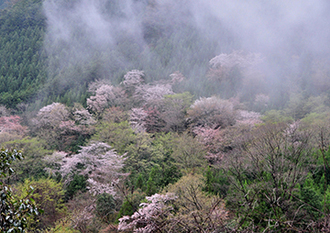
[299, 174, 322, 218]
[92, 121, 137, 155]
[124, 132, 181, 194]
[135, 173, 144, 190]
[117, 192, 145, 221]
[261, 109, 293, 124]
[204, 166, 229, 197]
[44, 220, 79, 233]
[14, 178, 66, 231]
[146, 166, 160, 196]
[0, 148, 39, 232]
[1, 137, 52, 182]
[95, 193, 116, 222]
[284, 93, 330, 120]
[0, 0, 46, 108]
[65, 174, 87, 201]
[171, 132, 207, 173]
[222, 123, 321, 231]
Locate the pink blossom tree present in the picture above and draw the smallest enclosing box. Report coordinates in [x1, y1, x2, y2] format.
[33, 103, 70, 129]
[133, 83, 173, 107]
[121, 70, 144, 90]
[130, 108, 148, 133]
[87, 80, 129, 114]
[0, 115, 27, 135]
[119, 175, 229, 232]
[57, 141, 127, 196]
[87, 84, 116, 114]
[31, 103, 95, 151]
[118, 193, 177, 232]
[30, 103, 70, 149]
[208, 51, 265, 99]
[187, 96, 237, 130]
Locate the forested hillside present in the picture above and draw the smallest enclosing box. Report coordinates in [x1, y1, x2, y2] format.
[0, 0, 46, 108]
[1, 0, 330, 232]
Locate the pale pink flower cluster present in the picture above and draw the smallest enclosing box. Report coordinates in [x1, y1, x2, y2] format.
[236, 110, 262, 127]
[121, 70, 144, 87]
[118, 193, 177, 232]
[36, 103, 70, 127]
[169, 71, 185, 84]
[130, 108, 148, 133]
[0, 105, 9, 117]
[58, 142, 126, 195]
[134, 84, 173, 104]
[193, 126, 225, 161]
[73, 108, 96, 125]
[87, 84, 116, 113]
[209, 51, 262, 70]
[188, 96, 236, 129]
[0, 115, 27, 135]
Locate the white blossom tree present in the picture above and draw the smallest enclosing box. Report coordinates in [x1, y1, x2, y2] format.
[209, 50, 262, 71]
[121, 70, 145, 88]
[31, 103, 95, 151]
[48, 142, 127, 196]
[30, 103, 70, 149]
[130, 108, 148, 133]
[236, 110, 262, 127]
[119, 175, 229, 232]
[87, 80, 128, 114]
[187, 96, 237, 130]
[87, 84, 116, 114]
[118, 193, 177, 233]
[208, 51, 265, 99]
[133, 84, 173, 106]
[169, 71, 185, 84]
[72, 103, 96, 125]
[33, 103, 70, 128]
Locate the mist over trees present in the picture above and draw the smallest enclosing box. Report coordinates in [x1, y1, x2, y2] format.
[1, 0, 330, 232]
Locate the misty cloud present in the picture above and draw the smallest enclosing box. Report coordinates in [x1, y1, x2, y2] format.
[41, 0, 330, 105]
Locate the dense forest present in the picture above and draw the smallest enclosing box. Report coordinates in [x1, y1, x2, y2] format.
[1, 0, 330, 232]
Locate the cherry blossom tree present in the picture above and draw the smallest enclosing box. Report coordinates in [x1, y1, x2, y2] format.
[133, 83, 173, 106]
[187, 96, 237, 130]
[87, 84, 116, 114]
[193, 126, 226, 162]
[121, 70, 144, 90]
[72, 103, 96, 125]
[236, 110, 262, 127]
[56, 142, 127, 196]
[208, 51, 265, 99]
[119, 175, 229, 232]
[31, 103, 94, 151]
[34, 103, 70, 128]
[209, 51, 262, 71]
[193, 111, 261, 163]
[118, 193, 177, 233]
[169, 71, 185, 84]
[140, 93, 193, 133]
[87, 81, 128, 114]
[30, 103, 70, 149]
[130, 108, 148, 133]
[0, 115, 27, 135]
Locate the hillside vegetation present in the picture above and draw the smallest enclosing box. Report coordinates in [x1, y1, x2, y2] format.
[1, 0, 330, 232]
